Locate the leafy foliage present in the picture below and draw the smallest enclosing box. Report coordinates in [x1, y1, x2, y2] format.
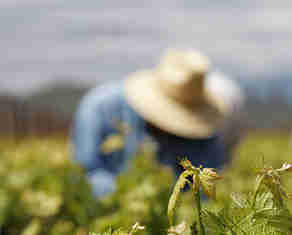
[1, 131, 292, 235]
[0, 136, 100, 235]
[0, 137, 174, 235]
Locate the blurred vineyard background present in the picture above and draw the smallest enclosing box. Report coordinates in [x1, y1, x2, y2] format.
[1, 80, 292, 234]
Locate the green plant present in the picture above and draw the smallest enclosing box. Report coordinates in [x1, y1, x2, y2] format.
[167, 159, 292, 235]
[167, 159, 222, 235]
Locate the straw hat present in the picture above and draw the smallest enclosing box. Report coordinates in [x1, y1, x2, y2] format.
[124, 49, 233, 138]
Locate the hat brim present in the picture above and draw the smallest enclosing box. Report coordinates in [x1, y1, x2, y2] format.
[124, 70, 229, 138]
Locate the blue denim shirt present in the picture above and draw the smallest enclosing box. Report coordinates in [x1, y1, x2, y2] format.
[72, 80, 228, 197]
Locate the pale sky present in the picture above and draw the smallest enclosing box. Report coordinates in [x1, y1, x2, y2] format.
[1, 0, 292, 96]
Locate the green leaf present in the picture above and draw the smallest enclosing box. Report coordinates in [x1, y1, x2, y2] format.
[199, 168, 222, 199]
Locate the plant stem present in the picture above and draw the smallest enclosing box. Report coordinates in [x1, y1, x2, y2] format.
[195, 192, 205, 235]
[252, 174, 265, 208]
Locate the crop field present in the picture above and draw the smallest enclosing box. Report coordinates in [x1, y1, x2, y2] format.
[1, 132, 292, 235]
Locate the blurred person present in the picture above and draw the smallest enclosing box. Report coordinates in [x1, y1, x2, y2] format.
[72, 49, 244, 197]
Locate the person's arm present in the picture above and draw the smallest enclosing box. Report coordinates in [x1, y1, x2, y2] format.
[72, 92, 117, 198]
